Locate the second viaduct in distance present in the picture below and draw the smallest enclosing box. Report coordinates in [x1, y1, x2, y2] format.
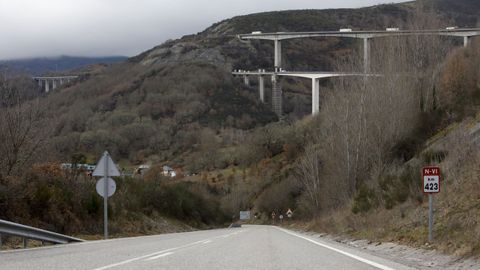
[233, 27, 480, 116]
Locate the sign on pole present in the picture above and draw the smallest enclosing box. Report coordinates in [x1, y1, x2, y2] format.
[286, 208, 293, 219]
[239, 211, 251, 220]
[422, 166, 440, 242]
[92, 153, 121, 177]
[94, 151, 120, 239]
[96, 178, 116, 197]
[423, 167, 440, 194]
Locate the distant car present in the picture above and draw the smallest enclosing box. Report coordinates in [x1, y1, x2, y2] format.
[251, 31, 262, 34]
[229, 223, 242, 228]
[446, 26, 458, 30]
[386, 28, 400, 31]
[339, 28, 352, 32]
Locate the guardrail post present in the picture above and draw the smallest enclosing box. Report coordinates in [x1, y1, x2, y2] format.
[0, 233, 2, 249]
[23, 237, 27, 248]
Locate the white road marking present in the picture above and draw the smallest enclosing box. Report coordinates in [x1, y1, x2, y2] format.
[91, 239, 206, 270]
[144, 252, 174, 261]
[276, 227, 396, 270]
[90, 230, 248, 270]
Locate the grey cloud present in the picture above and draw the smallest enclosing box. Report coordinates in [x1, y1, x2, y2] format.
[0, 0, 409, 60]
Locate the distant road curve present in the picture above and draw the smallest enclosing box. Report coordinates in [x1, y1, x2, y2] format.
[0, 225, 413, 270]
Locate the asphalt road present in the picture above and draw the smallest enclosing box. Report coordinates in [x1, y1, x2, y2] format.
[0, 225, 414, 270]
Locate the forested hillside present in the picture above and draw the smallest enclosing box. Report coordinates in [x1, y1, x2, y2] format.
[0, 0, 479, 255]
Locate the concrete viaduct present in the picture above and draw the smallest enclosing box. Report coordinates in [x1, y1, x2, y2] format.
[32, 76, 78, 93]
[233, 28, 480, 117]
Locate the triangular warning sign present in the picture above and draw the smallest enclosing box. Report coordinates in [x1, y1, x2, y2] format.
[92, 151, 121, 177]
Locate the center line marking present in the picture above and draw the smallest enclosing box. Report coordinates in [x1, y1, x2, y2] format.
[91, 229, 249, 270]
[91, 239, 208, 270]
[144, 252, 174, 261]
[202, 240, 212, 244]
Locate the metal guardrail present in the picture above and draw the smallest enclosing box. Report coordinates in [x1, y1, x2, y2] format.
[0, 219, 84, 249]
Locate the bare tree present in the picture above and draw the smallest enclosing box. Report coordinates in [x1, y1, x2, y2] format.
[0, 76, 52, 176]
[295, 144, 322, 211]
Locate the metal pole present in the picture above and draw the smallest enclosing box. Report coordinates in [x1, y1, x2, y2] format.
[104, 152, 109, 239]
[428, 194, 433, 242]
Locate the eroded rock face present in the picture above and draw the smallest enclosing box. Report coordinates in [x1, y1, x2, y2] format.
[141, 41, 227, 67]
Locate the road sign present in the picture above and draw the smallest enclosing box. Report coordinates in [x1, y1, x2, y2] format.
[96, 178, 116, 197]
[93, 151, 119, 240]
[93, 151, 121, 177]
[422, 166, 440, 243]
[279, 215, 283, 220]
[239, 211, 251, 220]
[423, 166, 440, 194]
[271, 211, 276, 219]
[286, 208, 293, 218]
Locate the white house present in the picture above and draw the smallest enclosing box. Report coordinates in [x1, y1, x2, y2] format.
[163, 166, 176, 178]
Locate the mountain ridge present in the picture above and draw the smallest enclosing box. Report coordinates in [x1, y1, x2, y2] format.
[0, 55, 128, 76]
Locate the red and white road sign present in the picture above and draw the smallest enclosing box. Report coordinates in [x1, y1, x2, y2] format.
[423, 166, 440, 194]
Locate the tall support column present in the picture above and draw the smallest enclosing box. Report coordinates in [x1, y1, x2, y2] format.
[243, 75, 250, 86]
[37, 79, 42, 88]
[271, 75, 282, 117]
[312, 78, 320, 115]
[52, 79, 57, 90]
[274, 39, 282, 72]
[45, 80, 50, 93]
[363, 38, 370, 73]
[464, 36, 469, 48]
[258, 75, 265, 102]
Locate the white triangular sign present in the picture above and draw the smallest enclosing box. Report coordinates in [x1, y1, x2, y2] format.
[92, 151, 121, 177]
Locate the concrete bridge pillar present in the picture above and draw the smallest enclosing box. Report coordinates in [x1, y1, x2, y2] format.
[312, 78, 320, 115]
[45, 80, 50, 93]
[271, 75, 282, 117]
[274, 39, 282, 72]
[363, 38, 370, 73]
[464, 36, 469, 47]
[52, 79, 57, 90]
[243, 75, 250, 86]
[258, 75, 265, 102]
[37, 79, 42, 88]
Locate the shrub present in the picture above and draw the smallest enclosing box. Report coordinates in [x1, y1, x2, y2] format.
[352, 184, 378, 214]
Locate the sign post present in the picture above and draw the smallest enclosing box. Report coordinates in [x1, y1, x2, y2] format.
[93, 151, 120, 239]
[422, 166, 440, 242]
[286, 208, 293, 219]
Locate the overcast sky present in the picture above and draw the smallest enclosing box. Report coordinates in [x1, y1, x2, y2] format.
[0, 0, 409, 60]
